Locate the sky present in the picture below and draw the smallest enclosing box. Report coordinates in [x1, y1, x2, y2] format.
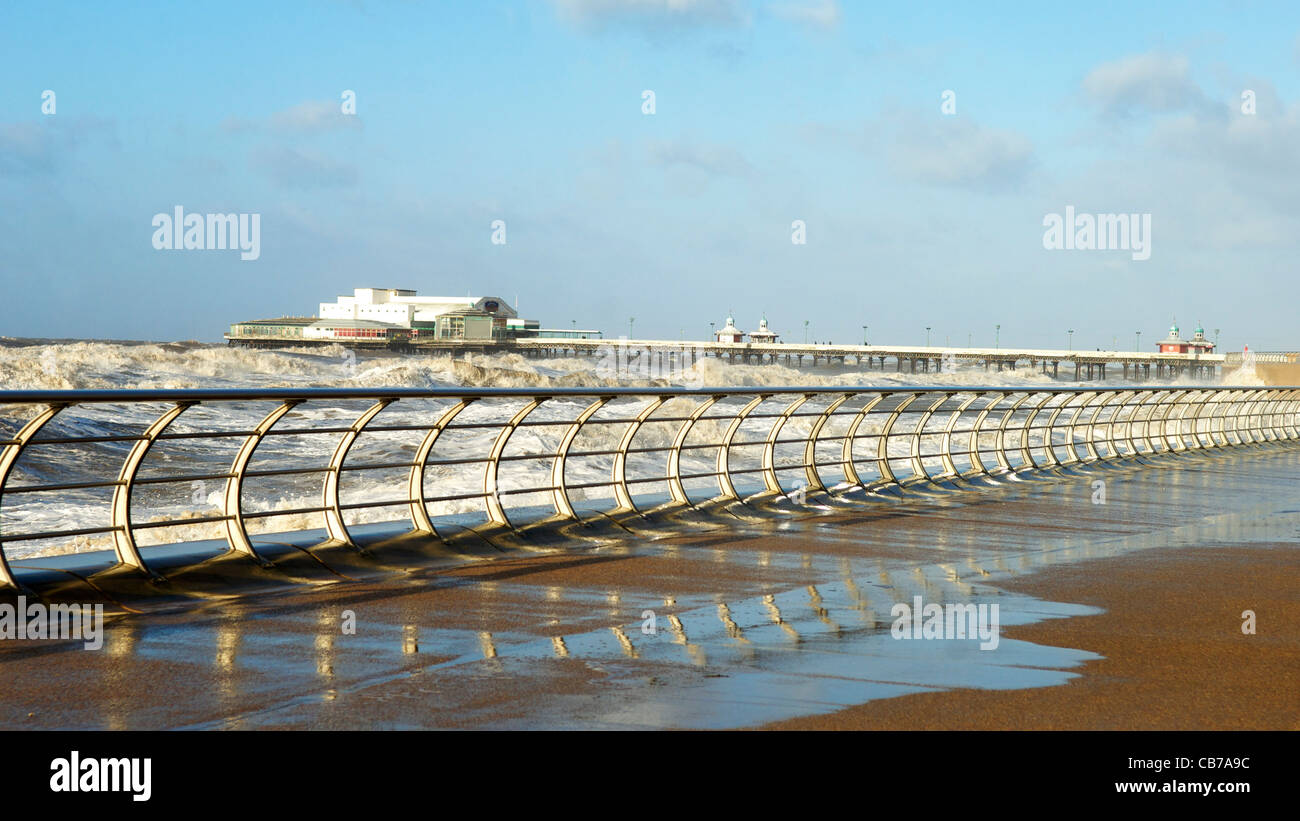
[1, 0, 1298, 352]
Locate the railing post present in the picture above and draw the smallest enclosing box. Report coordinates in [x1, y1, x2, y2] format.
[1081, 391, 1124, 462]
[840, 394, 888, 487]
[1059, 391, 1098, 466]
[763, 395, 811, 495]
[611, 398, 666, 514]
[1181, 390, 1216, 450]
[938, 392, 983, 479]
[1130, 390, 1165, 455]
[323, 399, 394, 546]
[1281, 390, 1300, 440]
[1206, 390, 1233, 447]
[223, 400, 302, 563]
[804, 393, 855, 493]
[963, 393, 1005, 478]
[992, 394, 1034, 474]
[484, 397, 547, 530]
[550, 397, 611, 520]
[1104, 391, 1141, 459]
[666, 396, 721, 507]
[1016, 392, 1057, 472]
[716, 394, 770, 501]
[1239, 388, 1267, 444]
[1153, 390, 1193, 453]
[907, 393, 950, 482]
[874, 393, 919, 486]
[1228, 389, 1266, 445]
[0, 403, 67, 589]
[408, 399, 474, 537]
[111, 402, 196, 579]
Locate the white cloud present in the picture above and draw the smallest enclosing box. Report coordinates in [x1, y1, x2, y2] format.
[885, 114, 1034, 192]
[0, 117, 116, 176]
[768, 0, 839, 29]
[647, 137, 752, 176]
[222, 100, 360, 135]
[1082, 53, 1208, 117]
[251, 146, 359, 188]
[270, 100, 361, 134]
[551, 0, 748, 30]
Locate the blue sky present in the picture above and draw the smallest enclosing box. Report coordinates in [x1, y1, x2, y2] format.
[2, 0, 1298, 351]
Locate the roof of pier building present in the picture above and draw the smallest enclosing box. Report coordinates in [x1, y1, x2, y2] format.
[715, 313, 745, 342]
[319, 288, 522, 328]
[1157, 319, 1216, 353]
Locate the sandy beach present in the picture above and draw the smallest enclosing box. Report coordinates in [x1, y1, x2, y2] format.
[763, 543, 1300, 730]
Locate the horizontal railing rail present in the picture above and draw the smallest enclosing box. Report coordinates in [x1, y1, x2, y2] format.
[1223, 351, 1299, 364]
[2, 385, 1298, 589]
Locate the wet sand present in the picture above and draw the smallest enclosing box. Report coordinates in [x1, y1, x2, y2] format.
[763, 544, 1300, 730]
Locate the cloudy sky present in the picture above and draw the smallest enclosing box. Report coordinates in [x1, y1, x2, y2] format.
[2, 0, 1298, 351]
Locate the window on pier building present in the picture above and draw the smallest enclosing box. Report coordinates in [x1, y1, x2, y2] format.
[439, 316, 466, 339]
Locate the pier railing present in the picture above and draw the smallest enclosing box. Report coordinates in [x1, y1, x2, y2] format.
[2, 386, 1298, 588]
[1224, 351, 1299, 364]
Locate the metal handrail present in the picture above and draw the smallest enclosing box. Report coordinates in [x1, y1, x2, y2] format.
[2, 385, 1298, 589]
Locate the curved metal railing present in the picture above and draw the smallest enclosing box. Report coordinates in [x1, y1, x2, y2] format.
[1, 385, 1298, 588]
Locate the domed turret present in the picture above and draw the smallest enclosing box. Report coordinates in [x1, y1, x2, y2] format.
[748, 313, 779, 343]
[716, 311, 745, 343]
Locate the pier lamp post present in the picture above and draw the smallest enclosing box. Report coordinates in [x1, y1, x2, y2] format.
[862, 325, 868, 345]
[1215, 328, 1221, 348]
[804, 320, 809, 344]
[629, 317, 635, 339]
[995, 324, 1000, 349]
[967, 332, 972, 348]
[925, 326, 931, 347]
[1135, 331, 1141, 352]
[1068, 329, 1074, 351]
[710, 321, 715, 340]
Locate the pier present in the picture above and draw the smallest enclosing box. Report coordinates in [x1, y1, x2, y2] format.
[223, 333, 1229, 382]
[512, 338, 1226, 381]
